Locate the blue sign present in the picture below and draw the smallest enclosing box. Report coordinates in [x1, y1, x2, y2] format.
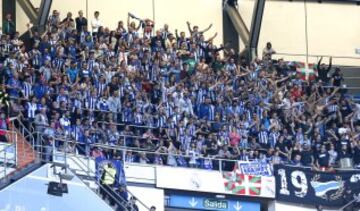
[167, 194, 260, 211]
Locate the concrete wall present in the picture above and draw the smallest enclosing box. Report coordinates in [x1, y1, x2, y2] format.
[238, 0, 360, 66]
[11, 0, 360, 65]
[15, 0, 223, 46]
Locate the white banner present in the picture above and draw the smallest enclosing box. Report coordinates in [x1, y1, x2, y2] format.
[124, 164, 156, 184]
[238, 161, 273, 176]
[156, 166, 275, 198]
[156, 167, 224, 192]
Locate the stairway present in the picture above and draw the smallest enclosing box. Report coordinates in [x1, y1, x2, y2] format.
[7, 121, 37, 170]
[14, 132, 36, 169]
[0, 123, 40, 190]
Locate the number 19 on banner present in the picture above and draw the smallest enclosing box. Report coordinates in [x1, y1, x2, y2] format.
[278, 169, 308, 198]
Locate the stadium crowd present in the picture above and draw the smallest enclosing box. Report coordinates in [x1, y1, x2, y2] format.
[0, 9, 360, 174]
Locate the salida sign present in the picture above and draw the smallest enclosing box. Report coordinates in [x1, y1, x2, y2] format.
[166, 194, 260, 211]
[203, 198, 228, 210]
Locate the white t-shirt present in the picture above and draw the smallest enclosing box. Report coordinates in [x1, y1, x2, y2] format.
[91, 18, 102, 33]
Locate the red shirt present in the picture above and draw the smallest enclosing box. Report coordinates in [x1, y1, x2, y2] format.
[229, 132, 241, 146]
[291, 88, 303, 99]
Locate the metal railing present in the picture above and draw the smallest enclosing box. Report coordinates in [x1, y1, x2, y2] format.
[33, 131, 260, 172]
[5, 116, 360, 210]
[26, 129, 151, 210]
[275, 52, 360, 60]
[0, 143, 16, 180]
[11, 117, 38, 164]
[0, 129, 17, 180]
[66, 153, 149, 211]
[273, 52, 360, 67]
[33, 129, 360, 172]
[1, 117, 136, 210]
[10, 113, 360, 173]
[29, 130, 360, 211]
[66, 155, 130, 211]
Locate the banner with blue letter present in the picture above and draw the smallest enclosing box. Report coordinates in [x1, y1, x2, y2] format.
[238, 161, 272, 176]
[274, 164, 360, 207]
[95, 157, 126, 187]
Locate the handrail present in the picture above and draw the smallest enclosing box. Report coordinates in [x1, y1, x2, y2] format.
[10, 118, 360, 173]
[67, 156, 130, 211]
[37, 130, 360, 172]
[34, 132, 150, 210]
[49, 138, 360, 174]
[68, 155, 150, 210]
[0, 129, 17, 179]
[36, 131, 266, 164]
[38, 130, 251, 169]
[274, 52, 360, 60]
[11, 117, 37, 162]
[10, 133, 131, 210]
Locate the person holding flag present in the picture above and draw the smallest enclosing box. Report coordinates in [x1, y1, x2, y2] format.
[100, 163, 116, 203]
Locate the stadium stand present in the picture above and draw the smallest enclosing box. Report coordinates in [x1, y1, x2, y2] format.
[0, 1, 360, 210]
[1, 1, 360, 176]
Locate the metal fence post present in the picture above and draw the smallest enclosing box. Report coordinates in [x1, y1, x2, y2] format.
[14, 131, 17, 167]
[219, 159, 222, 173]
[64, 134, 68, 174]
[86, 156, 90, 175]
[52, 136, 56, 162]
[122, 149, 126, 164]
[4, 151, 7, 178]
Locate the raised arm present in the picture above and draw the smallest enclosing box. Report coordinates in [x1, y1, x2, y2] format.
[327, 56, 332, 72]
[275, 75, 290, 85]
[26, 23, 33, 38]
[317, 56, 323, 70]
[186, 21, 193, 34]
[199, 23, 213, 34]
[206, 32, 217, 42]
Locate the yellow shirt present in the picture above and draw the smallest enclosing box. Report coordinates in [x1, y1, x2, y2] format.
[102, 165, 116, 185]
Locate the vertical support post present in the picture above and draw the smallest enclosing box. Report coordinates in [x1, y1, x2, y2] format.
[152, 0, 155, 36]
[219, 159, 223, 173]
[64, 135, 68, 174]
[248, 0, 266, 62]
[304, 0, 309, 69]
[14, 131, 17, 167]
[52, 136, 56, 162]
[222, 0, 239, 54]
[86, 156, 90, 176]
[86, 0, 89, 22]
[122, 135, 126, 164]
[37, 0, 53, 33]
[4, 150, 7, 178]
